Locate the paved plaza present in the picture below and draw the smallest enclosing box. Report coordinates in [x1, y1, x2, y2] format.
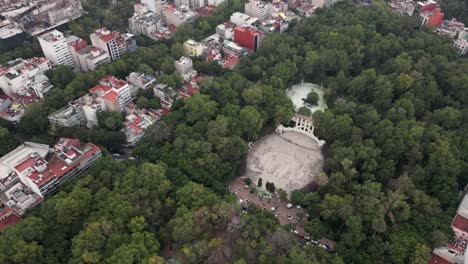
[245, 131, 324, 194]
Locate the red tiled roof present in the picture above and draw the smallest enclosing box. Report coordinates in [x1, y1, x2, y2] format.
[69, 39, 88, 51]
[192, 76, 205, 83]
[15, 157, 36, 172]
[452, 214, 468, 232]
[128, 123, 143, 134]
[103, 91, 119, 102]
[134, 116, 142, 125]
[89, 84, 111, 94]
[428, 253, 452, 264]
[0, 213, 21, 230]
[100, 75, 126, 89]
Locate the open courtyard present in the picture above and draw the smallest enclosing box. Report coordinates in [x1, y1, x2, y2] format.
[245, 131, 324, 194]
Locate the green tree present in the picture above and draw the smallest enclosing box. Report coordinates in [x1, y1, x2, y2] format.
[239, 106, 263, 140]
[306, 91, 319, 105]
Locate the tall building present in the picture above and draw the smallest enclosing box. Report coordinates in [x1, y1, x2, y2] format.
[0, 139, 101, 229]
[129, 3, 161, 39]
[245, 0, 269, 20]
[234, 26, 263, 51]
[141, 0, 163, 16]
[90, 28, 128, 62]
[37, 30, 74, 68]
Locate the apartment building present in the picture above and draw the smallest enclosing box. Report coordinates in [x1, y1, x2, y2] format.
[245, 0, 269, 20]
[0, 57, 53, 99]
[90, 75, 132, 112]
[126, 72, 156, 96]
[141, 0, 163, 16]
[121, 103, 161, 146]
[454, 28, 468, 55]
[37, 30, 74, 68]
[230, 12, 259, 27]
[129, 3, 162, 40]
[48, 93, 105, 128]
[163, 4, 199, 27]
[90, 28, 129, 62]
[184, 39, 206, 57]
[0, 139, 101, 229]
[49, 75, 131, 128]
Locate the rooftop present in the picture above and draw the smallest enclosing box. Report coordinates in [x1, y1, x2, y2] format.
[38, 29, 64, 43]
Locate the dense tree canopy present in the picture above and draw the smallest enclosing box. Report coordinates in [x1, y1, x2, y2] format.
[1, 1, 468, 263]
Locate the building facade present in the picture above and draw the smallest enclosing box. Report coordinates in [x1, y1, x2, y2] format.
[234, 26, 262, 51]
[454, 29, 468, 55]
[90, 28, 128, 62]
[37, 30, 74, 68]
[184, 39, 206, 57]
[0, 139, 101, 229]
[0, 57, 53, 99]
[245, 0, 269, 20]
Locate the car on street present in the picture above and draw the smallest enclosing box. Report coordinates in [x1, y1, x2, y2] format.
[129, 156, 135, 160]
[112, 153, 120, 157]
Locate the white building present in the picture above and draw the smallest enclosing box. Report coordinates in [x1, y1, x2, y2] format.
[121, 104, 160, 146]
[37, 30, 74, 68]
[49, 75, 132, 128]
[163, 4, 199, 27]
[0, 138, 101, 229]
[230, 12, 259, 27]
[90, 75, 132, 112]
[245, 0, 269, 20]
[90, 28, 128, 62]
[207, 0, 226, 6]
[67, 37, 110, 72]
[216, 24, 235, 40]
[48, 93, 105, 128]
[141, 0, 163, 16]
[129, 3, 162, 40]
[126, 72, 156, 96]
[75, 46, 111, 72]
[174, 56, 197, 81]
[0, 57, 53, 99]
[454, 28, 468, 55]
